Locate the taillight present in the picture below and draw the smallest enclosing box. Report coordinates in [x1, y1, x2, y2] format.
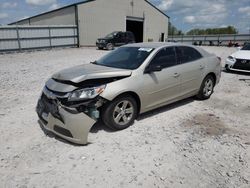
[217, 56, 222, 65]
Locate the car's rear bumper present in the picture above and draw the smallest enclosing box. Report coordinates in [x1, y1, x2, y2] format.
[36, 100, 96, 145]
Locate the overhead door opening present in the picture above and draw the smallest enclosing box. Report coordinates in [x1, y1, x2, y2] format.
[126, 19, 143, 43]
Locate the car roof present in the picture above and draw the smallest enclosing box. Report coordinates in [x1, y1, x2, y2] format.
[123, 42, 212, 57]
[124, 42, 194, 49]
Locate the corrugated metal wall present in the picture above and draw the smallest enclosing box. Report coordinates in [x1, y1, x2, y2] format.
[77, 0, 169, 46]
[168, 34, 250, 46]
[0, 25, 78, 52]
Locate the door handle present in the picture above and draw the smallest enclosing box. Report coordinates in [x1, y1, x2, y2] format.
[199, 65, 205, 69]
[173, 73, 180, 77]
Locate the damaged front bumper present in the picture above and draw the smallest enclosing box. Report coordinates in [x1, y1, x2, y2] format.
[36, 89, 102, 145]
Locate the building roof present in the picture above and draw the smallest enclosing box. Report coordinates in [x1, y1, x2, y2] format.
[9, 0, 169, 25]
[144, 0, 169, 18]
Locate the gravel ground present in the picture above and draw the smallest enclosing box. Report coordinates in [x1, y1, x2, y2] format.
[0, 46, 249, 188]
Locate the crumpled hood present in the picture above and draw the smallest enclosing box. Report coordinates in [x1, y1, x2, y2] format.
[52, 63, 132, 83]
[232, 50, 250, 60]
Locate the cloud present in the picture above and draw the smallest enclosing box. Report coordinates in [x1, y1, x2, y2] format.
[158, 0, 228, 27]
[21, 16, 29, 20]
[157, 0, 173, 11]
[25, 0, 56, 6]
[0, 13, 8, 19]
[238, 6, 250, 16]
[184, 16, 195, 23]
[2, 2, 18, 8]
[49, 3, 60, 10]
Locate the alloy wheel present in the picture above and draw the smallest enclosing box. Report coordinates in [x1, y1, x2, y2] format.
[203, 79, 213, 97]
[113, 100, 134, 126]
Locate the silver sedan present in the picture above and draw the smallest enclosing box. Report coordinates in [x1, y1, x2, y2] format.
[37, 42, 221, 144]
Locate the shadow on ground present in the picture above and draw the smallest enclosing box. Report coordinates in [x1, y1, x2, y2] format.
[38, 97, 195, 145]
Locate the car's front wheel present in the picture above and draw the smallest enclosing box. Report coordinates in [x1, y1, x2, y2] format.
[106, 43, 114, 50]
[197, 75, 215, 100]
[101, 95, 138, 130]
[224, 64, 231, 72]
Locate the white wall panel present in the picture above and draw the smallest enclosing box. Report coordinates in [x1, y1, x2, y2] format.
[0, 25, 77, 52]
[0, 28, 17, 39]
[0, 41, 19, 50]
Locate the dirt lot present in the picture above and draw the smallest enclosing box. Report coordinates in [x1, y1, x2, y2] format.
[0, 46, 249, 188]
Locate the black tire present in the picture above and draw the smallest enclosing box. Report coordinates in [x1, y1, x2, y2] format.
[106, 43, 114, 50]
[101, 95, 138, 130]
[224, 65, 230, 72]
[196, 75, 215, 100]
[98, 47, 103, 50]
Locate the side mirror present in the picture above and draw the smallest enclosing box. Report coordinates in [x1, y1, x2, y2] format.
[145, 65, 162, 73]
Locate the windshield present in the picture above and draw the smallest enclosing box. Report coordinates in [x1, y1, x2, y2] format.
[241, 43, 250, 50]
[95, 47, 154, 70]
[105, 32, 118, 38]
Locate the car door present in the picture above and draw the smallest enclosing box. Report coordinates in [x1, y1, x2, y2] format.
[142, 47, 182, 111]
[176, 46, 204, 97]
[115, 32, 126, 46]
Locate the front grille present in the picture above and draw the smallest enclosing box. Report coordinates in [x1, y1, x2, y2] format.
[39, 94, 64, 123]
[41, 94, 58, 114]
[233, 59, 250, 71]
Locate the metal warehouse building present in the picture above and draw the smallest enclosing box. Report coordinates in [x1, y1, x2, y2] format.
[10, 0, 169, 46]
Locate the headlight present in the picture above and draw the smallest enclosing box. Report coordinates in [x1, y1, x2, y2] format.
[227, 56, 236, 62]
[68, 85, 106, 101]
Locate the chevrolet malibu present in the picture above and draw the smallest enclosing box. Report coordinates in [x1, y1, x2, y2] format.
[36, 43, 221, 144]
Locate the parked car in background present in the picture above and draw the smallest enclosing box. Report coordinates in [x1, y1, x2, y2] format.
[36, 42, 221, 145]
[225, 42, 250, 72]
[96, 31, 135, 50]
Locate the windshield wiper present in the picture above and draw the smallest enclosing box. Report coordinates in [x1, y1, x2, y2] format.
[90, 61, 97, 64]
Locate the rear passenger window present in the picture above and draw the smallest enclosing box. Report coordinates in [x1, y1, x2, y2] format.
[176, 46, 202, 64]
[150, 47, 177, 68]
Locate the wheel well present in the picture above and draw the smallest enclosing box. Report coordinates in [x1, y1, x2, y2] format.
[206, 72, 216, 83]
[115, 92, 141, 116]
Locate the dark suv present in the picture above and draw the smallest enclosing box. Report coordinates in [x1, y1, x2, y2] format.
[96, 31, 135, 50]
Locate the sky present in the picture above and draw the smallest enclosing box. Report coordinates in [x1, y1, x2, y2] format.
[0, 0, 249, 33]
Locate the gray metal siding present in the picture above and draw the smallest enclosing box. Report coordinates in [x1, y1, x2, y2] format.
[77, 0, 168, 46]
[0, 25, 78, 52]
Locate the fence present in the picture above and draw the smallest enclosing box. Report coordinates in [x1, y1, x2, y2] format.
[0, 25, 78, 52]
[167, 34, 250, 46]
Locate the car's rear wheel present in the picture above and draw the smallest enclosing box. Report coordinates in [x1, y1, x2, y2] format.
[98, 47, 103, 50]
[197, 75, 215, 100]
[106, 43, 114, 50]
[101, 95, 138, 130]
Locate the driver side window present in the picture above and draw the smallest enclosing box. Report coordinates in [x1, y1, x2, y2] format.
[150, 47, 177, 68]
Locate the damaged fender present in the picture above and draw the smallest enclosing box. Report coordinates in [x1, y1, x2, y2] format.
[37, 63, 132, 144]
[38, 106, 96, 145]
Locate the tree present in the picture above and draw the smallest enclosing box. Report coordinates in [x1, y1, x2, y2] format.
[186, 26, 238, 35]
[168, 22, 183, 36]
